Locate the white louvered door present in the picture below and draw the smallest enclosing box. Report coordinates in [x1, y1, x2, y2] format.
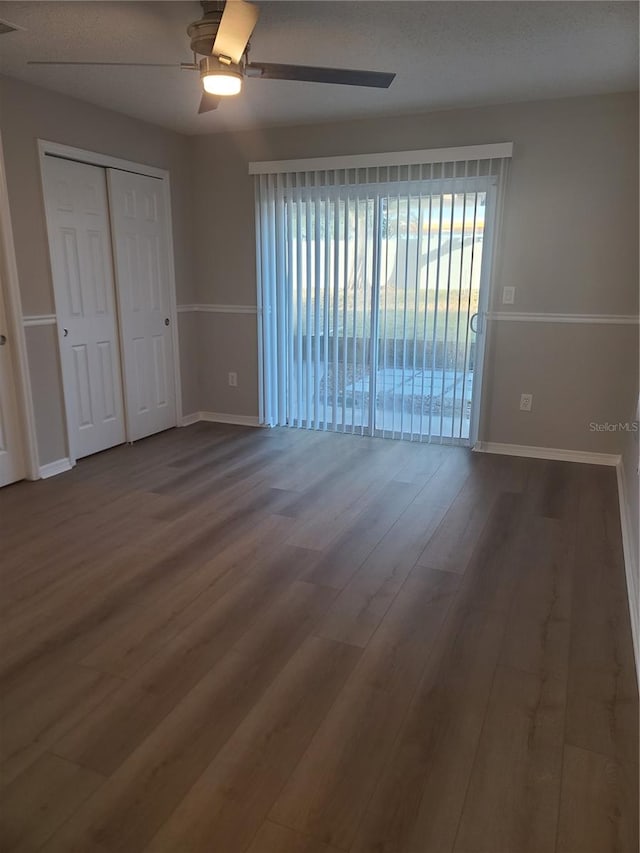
[107, 169, 176, 442]
[43, 156, 126, 459]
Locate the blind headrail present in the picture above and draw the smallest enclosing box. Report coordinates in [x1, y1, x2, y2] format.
[248, 142, 513, 176]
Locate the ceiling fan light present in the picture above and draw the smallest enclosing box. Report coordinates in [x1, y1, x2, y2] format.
[199, 56, 242, 97]
[202, 70, 242, 96]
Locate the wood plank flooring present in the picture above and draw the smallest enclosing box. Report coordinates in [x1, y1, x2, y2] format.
[0, 423, 637, 853]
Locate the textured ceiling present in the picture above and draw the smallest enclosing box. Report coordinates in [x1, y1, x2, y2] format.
[0, 1, 637, 135]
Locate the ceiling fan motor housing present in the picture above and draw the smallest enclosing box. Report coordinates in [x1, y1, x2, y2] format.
[187, 3, 224, 57]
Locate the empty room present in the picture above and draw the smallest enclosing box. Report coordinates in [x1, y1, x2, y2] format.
[0, 1, 638, 851]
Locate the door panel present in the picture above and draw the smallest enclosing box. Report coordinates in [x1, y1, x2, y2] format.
[373, 187, 486, 443]
[43, 157, 126, 460]
[107, 169, 176, 441]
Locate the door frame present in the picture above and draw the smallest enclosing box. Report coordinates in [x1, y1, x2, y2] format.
[468, 178, 500, 448]
[0, 130, 39, 480]
[468, 169, 510, 449]
[37, 139, 183, 466]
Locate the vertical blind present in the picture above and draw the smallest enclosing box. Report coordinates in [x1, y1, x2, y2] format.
[252, 144, 512, 444]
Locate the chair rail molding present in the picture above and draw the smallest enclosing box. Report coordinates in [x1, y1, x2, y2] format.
[23, 314, 57, 326]
[489, 311, 638, 325]
[177, 304, 259, 315]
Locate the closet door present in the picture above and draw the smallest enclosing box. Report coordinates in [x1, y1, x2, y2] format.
[107, 169, 176, 442]
[43, 156, 125, 460]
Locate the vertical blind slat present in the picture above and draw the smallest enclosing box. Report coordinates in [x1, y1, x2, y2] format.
[440, 165, 457, 442]
[313, 177, 321, 429]
[254, 175, 265, 425]
[409, 169, 423, 441]
[275, 174, 286, 426]
[380, 182, 390, 439]
[399, 179, 411, 439]
[428, 168, 445, 443]
[322, 183, 330, 429]
[263, 175, 275, 426]
[459, 158, 481, 441]
[392, 187, 401, 440]
[332, 176, 340, 431]
[369, 168, 381, 438]
[342, 184, 349, 432]
[305, 175, 312, 428]
[451, 161, 469, 440]
[418, 163, 434, 442]
[351, 193, 358, 432]
[285, 173, 294, 427]
[295, 175, 303, 427]
[361, 194, 369, 435]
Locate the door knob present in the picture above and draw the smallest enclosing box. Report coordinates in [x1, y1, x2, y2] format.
[164, 318, 170, 326]
[0, 334, 6, 346]
[469, 313, 479, 333]
[63, 328, 69, 337]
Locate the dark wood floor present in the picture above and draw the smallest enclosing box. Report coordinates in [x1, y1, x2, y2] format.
[0, 423, 637, 853]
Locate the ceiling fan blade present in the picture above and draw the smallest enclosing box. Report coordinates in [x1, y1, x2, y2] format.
[27, 61, 182, 67]
[246, 63, 395, 88]
[212, 0, 259, 64]
[198, 92, 221, 113]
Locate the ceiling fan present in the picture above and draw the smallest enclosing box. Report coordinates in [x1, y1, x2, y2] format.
[28, 0, 396, 114]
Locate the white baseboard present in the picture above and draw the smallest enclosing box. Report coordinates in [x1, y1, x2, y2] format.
[180, 411, 261, 428]
[473, 441, 620, 467]
[39, 457, 74, 479]
[179, 412, 202, 427]
[616, 461, 639, 685]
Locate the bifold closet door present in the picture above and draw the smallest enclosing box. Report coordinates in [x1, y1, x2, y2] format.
[43, 156, 126, 460]
[107, 169, 176, 442]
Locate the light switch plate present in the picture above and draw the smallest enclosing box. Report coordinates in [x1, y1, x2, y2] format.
[502, 286, 515, 305]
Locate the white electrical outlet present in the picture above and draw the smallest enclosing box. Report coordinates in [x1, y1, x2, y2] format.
[228, 371, 238, 387]
[520, 393, 533, 412]
[502, 286, 515, 305]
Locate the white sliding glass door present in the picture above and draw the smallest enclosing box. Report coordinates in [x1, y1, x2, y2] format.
[255, 147, 510, 445]
[375, 185, 487, 442]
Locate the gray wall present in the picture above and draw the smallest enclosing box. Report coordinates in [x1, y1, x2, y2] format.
[1, 77, 638, 463]
[191, 92, 638, 453]
[0, 74, 196, 465]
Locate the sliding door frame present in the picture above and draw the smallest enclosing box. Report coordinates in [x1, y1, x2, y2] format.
[468, 180, 499, 447]
[37, 139, 182, 466]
